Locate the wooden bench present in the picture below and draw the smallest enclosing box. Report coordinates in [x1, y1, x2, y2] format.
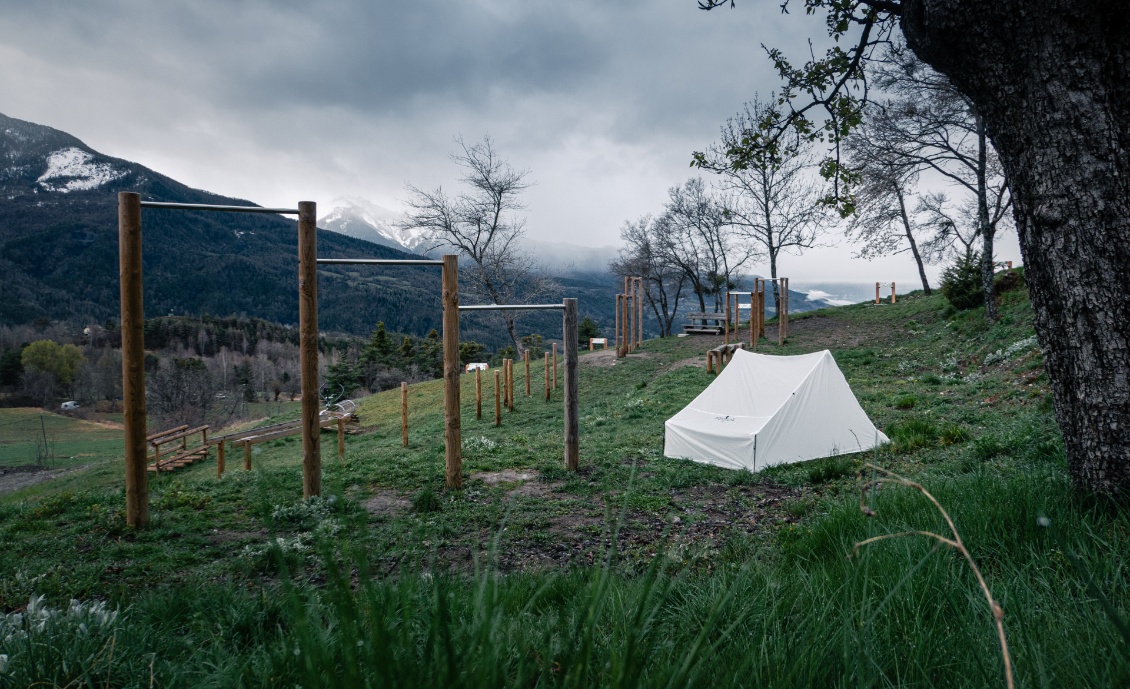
[683, 312, 726, 335]
[210, 412, 350, 475]
[706, 342, 745, 374]
[147, 424, 209, 473]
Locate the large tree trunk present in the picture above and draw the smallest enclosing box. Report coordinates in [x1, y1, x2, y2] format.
[903, 0, 1130, 499]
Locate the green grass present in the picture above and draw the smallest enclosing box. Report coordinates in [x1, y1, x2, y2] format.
[0, 408, 124, 469]
[1, 285, 1128, 687]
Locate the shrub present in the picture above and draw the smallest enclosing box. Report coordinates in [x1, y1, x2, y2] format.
[886, 419, 939, 454]
[412, 486, 442, 513]
[893, 394, 917, 410]
[940, 251, 984, 311]
[806, 457, 855, 484]
[938, 423, 972, 445]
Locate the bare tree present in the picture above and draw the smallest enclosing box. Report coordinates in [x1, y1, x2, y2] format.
[610, 215, 688, 337]
[698, 99, 829, 313]
[655, 177, 752, 312]
[843, 133, 934, 293]
[864, 44, 1012, 318]
[402, 136, 551, 353]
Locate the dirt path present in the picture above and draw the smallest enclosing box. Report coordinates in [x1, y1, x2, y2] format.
[0, 464, 86, 495]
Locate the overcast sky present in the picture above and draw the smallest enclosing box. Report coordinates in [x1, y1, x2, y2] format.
[0, 0, 1019, 284]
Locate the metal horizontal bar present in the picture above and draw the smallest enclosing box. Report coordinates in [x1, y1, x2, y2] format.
[459, 304, 565, 311]
[139, 201, 300, 214]
[316, 258, 443, 266]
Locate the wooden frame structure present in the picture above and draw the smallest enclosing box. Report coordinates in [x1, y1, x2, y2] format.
[118, 193, 312, 528]
[460, 301, 580, 470]
[615, 276, 643, 358]
[875, 282, 896, 304]
[317, 255, 462, 489]
[723, 277, 790, 351]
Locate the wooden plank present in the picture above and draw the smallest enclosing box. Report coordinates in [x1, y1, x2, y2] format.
[147, 424, 188, 442]
[149, 425, 208, 448]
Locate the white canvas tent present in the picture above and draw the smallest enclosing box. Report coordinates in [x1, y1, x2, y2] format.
[664, 349, 888, 471]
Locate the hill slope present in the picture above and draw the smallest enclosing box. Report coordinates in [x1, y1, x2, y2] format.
[2, 281, 1128, 686]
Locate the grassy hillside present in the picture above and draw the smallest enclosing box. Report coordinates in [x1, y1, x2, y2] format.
[1, 274, 1127, 687]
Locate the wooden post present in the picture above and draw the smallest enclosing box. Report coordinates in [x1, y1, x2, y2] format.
[441, 254, 461, 490]
[243, 440, 251, 471]
[760, 283, 766, 338]
[1007, 260, 1013, 270]
[552, 343, 558, 389]
[778, 279, 785, 346]
[494, 370, 501, 426]
[508, 358, 515, 412]
[544, 352, 551, 401]
[707, 350, 714, 374]
[475, 368, 482, 420]
[217, 441, 225, 477]
[622, 293, 629, 357]
[724, 290, 731, 344]
[119, 192, 148, 528]
[337, 418, 345, 460]
[524, 349, 530, 397]
[636, 277, 643, 349]
[875, 282, 881, 304]
[563, 298, 579, 471]
[891, 282, 897, 304]
[298, 200, 321, 499]
[401, 381, 409, 447]
[614, 293, 622, 356]
[153, 443, 161, 475]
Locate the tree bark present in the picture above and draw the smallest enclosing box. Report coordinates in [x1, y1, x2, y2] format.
[903, 0, 1130, 499]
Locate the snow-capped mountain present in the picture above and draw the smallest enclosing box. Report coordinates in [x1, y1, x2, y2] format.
[318, 197, 430, 253]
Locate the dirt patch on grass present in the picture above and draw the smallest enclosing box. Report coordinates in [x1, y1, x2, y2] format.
[470, 469, 563, 497]
[365, 489, 410, 516]
[581, 350, 655, 368]
[472, 468, 539, 485]
[0, 464, 87, 495]
[786, 314, 893, 350]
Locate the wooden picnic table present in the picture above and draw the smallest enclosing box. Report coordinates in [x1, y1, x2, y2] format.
[683, 312, 726, 335]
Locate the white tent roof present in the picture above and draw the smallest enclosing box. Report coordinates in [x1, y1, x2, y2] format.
[664, 349, 888, 471]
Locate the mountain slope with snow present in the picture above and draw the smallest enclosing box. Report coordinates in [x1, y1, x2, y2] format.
[318, 197, 429, 253]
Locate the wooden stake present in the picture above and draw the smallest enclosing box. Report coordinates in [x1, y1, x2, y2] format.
[614, 293, 622, 356]
[475, 368, 482, 420]
[778, 278, 785, 347]
[337, 418, 345, 459]
[494, 369, 501, 426]
[243, 440, 252, 471]
[524, 349, 530, 397]
[875, 282, 881, 304]
[707, 350, 714, 374]
[553, 343, 558, 390]
[442, 254, 462, 490]
[119, 192, 148, 528]
[544, 352, 550, 401]
[563, 298, 579, 471]
[508, 358, 515, 412]
[724, 290, 731, 343]
[401, 381, 409, 447]
[637, 277, 643, 348]
[891, 281, 897, 304]
[298, 200, 321, 499]
[217, 441, 225, 477]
